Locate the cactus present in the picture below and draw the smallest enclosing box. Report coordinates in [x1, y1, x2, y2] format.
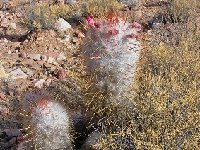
[21, 90, 73, 150]
[82, 13, 142, 106]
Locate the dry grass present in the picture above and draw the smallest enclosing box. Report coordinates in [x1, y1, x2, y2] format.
[93, 33, 200, 149]
[22, 2, 72, 29]
[167, 0, 199, 22]
[81, 0, 122, 18]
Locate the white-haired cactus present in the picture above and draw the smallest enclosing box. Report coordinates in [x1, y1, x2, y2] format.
[83, 14, 142, 103]
[21, 90, 73, 150]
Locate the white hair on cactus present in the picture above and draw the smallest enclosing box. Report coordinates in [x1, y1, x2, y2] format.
[31, 100, 72, 150]
[22, 91, 72, 150]
[83, 16, 142, 100]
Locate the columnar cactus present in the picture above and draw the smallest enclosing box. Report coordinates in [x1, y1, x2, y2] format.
[21, 90, 73, 150]
[83, 13, 142, 102]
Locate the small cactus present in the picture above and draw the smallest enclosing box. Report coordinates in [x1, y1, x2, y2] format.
[21, 90, 73, 150]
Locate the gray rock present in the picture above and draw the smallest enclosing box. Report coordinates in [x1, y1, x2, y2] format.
[34, 79, 46, 89]
[47, 57, 59, 65]
[82, 131, 102, 150]
[57, 52, 66, 61]
[63, 34, 71, 42]
[55, 18, 71, 32]
[118, 0, 139, 7]
[27, 54, 41, 61]
[8, 68, 28, 79]
[65, 0, 77, 5]
[10, 22, 16, 29]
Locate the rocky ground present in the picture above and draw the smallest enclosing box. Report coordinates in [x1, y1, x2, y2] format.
[0, 0, 199, 150]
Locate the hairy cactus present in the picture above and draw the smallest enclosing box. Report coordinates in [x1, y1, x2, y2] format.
[21, 90, 73, 150]
[83, 13, 142, 104]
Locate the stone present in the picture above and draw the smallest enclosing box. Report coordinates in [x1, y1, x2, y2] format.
[27, 54, 41, 61]
[65, 0, 77, 5]
[47, 57, 59, 65]
[8, 50, 12, 54]
[63, 34, 70, 42]
[0, 91, 6, 100]
[10, 22, 16, 29]
[57, 52, 66, 61]
[0, 64, 8, 78]
[82, 131, 102, 149]
[8, 68, 28, 79]
[0, 105, 9, 116]
[55, 18, 71, 32]
[18, 52, 27, 58]
[118, 0, 139, 7]
[56, 69, 66, 80]
[34, 79, 46, 89]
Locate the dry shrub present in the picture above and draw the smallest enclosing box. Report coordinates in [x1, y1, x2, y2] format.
[22, 2, 72, 29]
[81, 0, 122, 18]
[131, 33, 200, 149]
[94, 33, 200, 149]
[168, 0, 199, 22]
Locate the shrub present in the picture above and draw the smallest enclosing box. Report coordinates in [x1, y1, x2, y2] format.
[131, 34, 200, 149]
[81, 0, 123, 18]
[167, 0, 198, 22]
[22, 2, 72, 29]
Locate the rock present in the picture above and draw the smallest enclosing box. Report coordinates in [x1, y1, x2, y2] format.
[72, 37, 79, 44]
[57, 52, 66, 61]
[0, 64, 8, 78]
[6, 79, 30, 95]
[118, 0, 139, 7]
[63, 34, 71, 42]
[18, 52, 27, 58]
[8, 50, 12, 54]
[55, 18, 71, 32]
[65, 0, 77, 5]
[0, 105, 9, 116]
[0, 92, 5, 100]
[82, 131, 102, 150]
[77, 32, 85, 38]
[56, 69, 66, 79]
[27, 54, 41, 61]
[34, 79, 46, 89]
[47, 57, 58, 65]
[41, 55, 47, 61]
[8, 68, 28, 79]
[22, 68, 34, 77]
[9, 22, 16, 29]
[44, 78, 52, 86]
[55, 0, 65, 4]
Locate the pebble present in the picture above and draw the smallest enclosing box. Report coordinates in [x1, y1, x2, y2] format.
[27, 54, 41, 61]
[47, 57, 59, 65]
[34, 79, 46, 89]
[55, 18, 71, 32]
[9, 22, 16, 29]
[56, 69, 66, 80]
[8, 68, 28, 79]
[63, 34, 70, 42]
[57, 52, 66, 61]
[0, 64, 8, 78]
[0, 105, 9, 116]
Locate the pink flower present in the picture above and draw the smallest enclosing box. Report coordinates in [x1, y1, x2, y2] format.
[86, 16, 96, 27]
